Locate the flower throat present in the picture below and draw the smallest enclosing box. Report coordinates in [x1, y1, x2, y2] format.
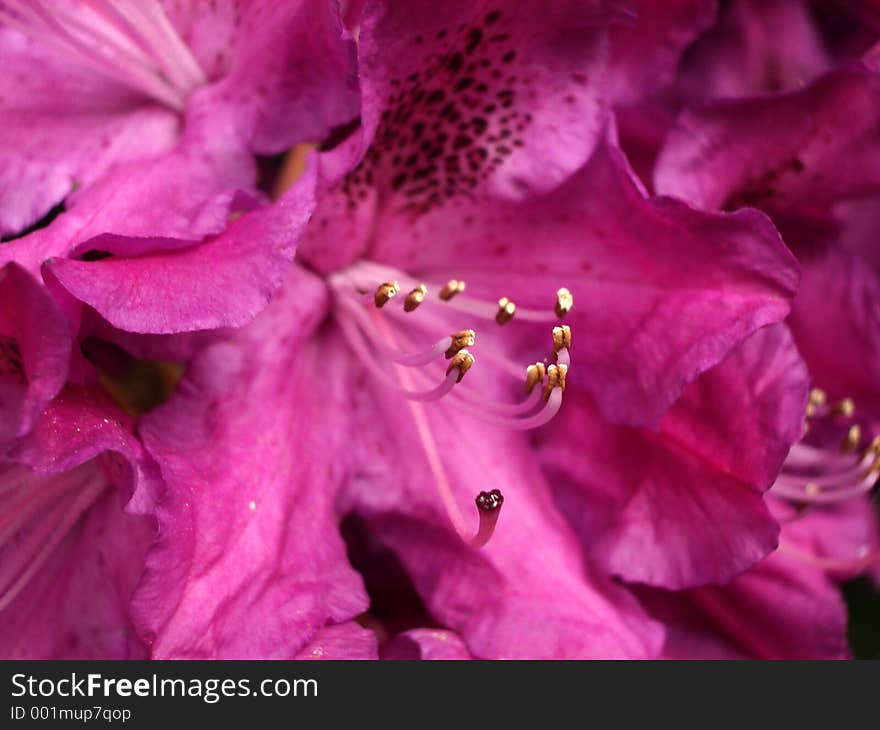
[329, 260, 573, 548]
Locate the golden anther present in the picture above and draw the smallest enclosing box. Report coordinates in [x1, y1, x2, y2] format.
[445, 329, 476, 359]
[555, 287, 573, 317]
[552, 325, 572, 354]
[525, 362, 546, 394]
[831, 398, 855, 418]
[374, 281, 400, 308]
[841, 424, 861, 453]
[495, 297, 516, 325]
[865, 436, 880, 459]
[439, 279, 466, 300]
[446, 349, 475, 382]
[805, 482, 822, 496]
[809, 388, 827, 407]
[404, 284, 428, 312]
[543, 363, 567, 401]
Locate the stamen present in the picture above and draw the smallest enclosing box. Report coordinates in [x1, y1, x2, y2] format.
[333, 262, 570, 432]
[809, 388, 827, 407]
[439, 279, 466, 300]
[374, 281, 400, 308]
[552, 325, 571, 355]
[525, 362, 546, 394]
[543, 363, 567, 401]
[771, 452, 878, 504]
[446, 349, 475, 382]
[831, 398, 855, 418]
[430, 286, 570, 323]
[555, 287, 573, 317]
[470, 489, 504, 548]
[806, 387, 826, 417]
[457, 386, 564, 430]
[785, 440, 869, 470]
[495, 297, 516, 325]
[841, 424, 861, 453]
[404, 284, 428, 312]
[445, 329, 476, 359]
[334, 309, 464, 401]
[336, 294, 455, 366]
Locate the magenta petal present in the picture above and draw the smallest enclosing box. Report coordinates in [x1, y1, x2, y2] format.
[201, 0, 359, 152]
[357, 0, 630, 199]
[0, 386, 159, 659]
[540, 325, 808, 588]
[649, 493, 873, 658]
[676, 0, 832, 102]
[299, 0, 631, 272]
[0, 263, 71, 445]
[609, 0, 717, 106]
[778, 497, 880, 582]
[134, 265, 369, 658]
[639, 549, 850, 659]
[661, 323, 809, 489]
[0, 479, 154, 659]
[0, 28, 179, 237]
[0, 103, 257, 279]
[43, 164, 317, 334]
[382, 629, 473, 660]
[59, 96, 257, 242]
[347, 384, 664, 659]
[294, 623, 379, 660]
[5, 384, 162, 511]
[655, 68, 880, 213]
[788, 243, 880, 410]
[367, 139, 798, 427]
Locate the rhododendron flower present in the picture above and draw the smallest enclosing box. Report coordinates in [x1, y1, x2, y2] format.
[123, 0, 805, 659]
[609, 0, 879, 185]
[536, 324, 809, 589]
[2, 0, 878, 662]
[622, 1, 880, 656]
[634, 355, 880, 660]
[0, 0, 357, 332]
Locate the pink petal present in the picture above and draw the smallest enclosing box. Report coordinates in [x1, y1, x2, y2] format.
[787, 243, 880, 411]
[299, 0, 630, 272]
[134, 265, 370, 658]
[539, 325, 808, 588]
[346, 374, 664, 659]
[0, 479, 154, 659]
[638, 548, 850, 659]
[0, 386, 159, 659]
[0, 27, 179, 237]
[365, 138, 798, 427]
[199, 0, 359, 153]
[655, 68, 880, 213]
[294, 623, 379, 660]
[608, 0, 717, 106]
[0, 263, 70, 445]
[43, 162, 317, 334]
[382, 629, 473, 660]
[676, 0, 832, 101]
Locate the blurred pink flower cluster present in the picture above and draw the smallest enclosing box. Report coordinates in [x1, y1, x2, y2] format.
[0, 0, 877, 659]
